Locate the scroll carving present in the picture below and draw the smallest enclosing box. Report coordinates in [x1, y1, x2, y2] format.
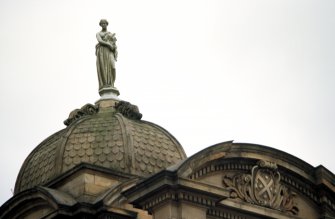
[222, 160, 299, 215]
[64, 104, 99, 126]
[115, 101, 142, 120]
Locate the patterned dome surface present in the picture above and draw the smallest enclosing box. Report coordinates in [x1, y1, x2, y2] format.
[15, 100, 186, 193]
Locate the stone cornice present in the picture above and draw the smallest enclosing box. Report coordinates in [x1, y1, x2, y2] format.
[176, 141, 322, 182]
[219, 199, 302, 219]
[46, 162, 140, 188]
[123, 170, 230, 211]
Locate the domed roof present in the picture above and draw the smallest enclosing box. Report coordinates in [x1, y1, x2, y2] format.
[14, 100, 186, 194]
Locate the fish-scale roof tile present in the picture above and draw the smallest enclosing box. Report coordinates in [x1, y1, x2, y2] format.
[15, 102, 186, 193]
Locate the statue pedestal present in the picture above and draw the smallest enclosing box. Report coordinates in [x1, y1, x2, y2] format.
[99, 86, 120, 100]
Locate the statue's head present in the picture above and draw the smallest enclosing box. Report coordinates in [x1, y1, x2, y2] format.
[99, 19, 109, 27]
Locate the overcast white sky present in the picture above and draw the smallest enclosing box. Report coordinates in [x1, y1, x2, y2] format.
[0, 0, 334, 205]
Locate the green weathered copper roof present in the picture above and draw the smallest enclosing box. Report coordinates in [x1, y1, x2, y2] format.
[14, 100, 186, 194]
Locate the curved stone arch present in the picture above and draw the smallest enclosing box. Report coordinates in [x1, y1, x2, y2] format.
[0, 186, 77, 219]
[175, 141, 316, 180]
[118, 140, 335, 219]
[169, 141, 334, 218]
[100, 177, 141, 207]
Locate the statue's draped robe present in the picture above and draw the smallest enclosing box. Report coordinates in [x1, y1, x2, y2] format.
[96, 32, 116, 89]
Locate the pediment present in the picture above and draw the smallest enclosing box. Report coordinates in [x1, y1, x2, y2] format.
[123, 142, 335, 219]
[185, 159, 304, 216]
[171, 142, 335, 218]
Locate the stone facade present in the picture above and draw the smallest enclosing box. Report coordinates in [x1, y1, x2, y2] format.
[124, 142, 335, 219]
[0, 101, 334, 219]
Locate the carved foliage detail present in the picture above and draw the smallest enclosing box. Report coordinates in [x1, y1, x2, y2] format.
[223, 160, 299, 215]
[64, 104, 99, 126]
[115, 101, 142, 120]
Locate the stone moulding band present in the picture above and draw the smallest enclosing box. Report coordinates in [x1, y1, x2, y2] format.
[99, 86, 120, 97]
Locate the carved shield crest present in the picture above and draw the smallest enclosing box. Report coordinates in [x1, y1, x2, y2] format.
[252, 166, 280, 207]
[222, 160, 299, 215]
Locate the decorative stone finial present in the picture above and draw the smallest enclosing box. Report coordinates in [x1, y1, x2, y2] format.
[96, 19, 120, 99]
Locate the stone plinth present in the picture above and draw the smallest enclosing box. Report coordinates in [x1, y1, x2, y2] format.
[99, 86, 120, 100]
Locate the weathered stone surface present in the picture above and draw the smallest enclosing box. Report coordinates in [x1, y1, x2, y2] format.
[126, 141, 335, 219]
[222, 160, 298, 215]
[15, 101, 186, 194]
[16, 130, 66, 192]
[64, 103, 99, 126]
[56, 170, 120, 202]
[0, 186, 77, 219]
[115, 101, 142, 120]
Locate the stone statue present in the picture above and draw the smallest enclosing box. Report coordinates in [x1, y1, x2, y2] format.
[96, 19, 119, 96]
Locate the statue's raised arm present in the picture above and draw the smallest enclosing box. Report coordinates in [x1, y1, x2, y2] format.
[96, 19, 119, 97]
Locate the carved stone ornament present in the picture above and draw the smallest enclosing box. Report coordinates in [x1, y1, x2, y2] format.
[222, 160, 299, 215]
[115, 101, 142, 120]
[64, 104, 99, 126]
